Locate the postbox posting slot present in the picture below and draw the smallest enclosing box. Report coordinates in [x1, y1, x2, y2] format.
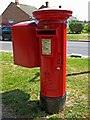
[42, 38, 52, 55]
[37, 30, 56, 35]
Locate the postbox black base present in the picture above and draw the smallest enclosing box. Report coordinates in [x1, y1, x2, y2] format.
[39, 92, 66, 114]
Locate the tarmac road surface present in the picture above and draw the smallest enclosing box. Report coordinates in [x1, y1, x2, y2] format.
[0, 37, 89, 57]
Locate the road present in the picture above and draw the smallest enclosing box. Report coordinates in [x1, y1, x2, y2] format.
[0, 41, 13, 52]
[0, 38, 89, 57]
[67, 41, 89, 57]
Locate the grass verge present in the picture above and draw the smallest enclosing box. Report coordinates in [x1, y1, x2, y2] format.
[67, 33, 90, 41]
[0, 52, 89, 119]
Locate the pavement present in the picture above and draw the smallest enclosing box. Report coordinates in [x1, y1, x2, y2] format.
[68, 40, 90, 42]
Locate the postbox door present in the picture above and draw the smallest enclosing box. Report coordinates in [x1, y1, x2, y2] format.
[40, 36, 62, 96]
[39, 25, 66, 97]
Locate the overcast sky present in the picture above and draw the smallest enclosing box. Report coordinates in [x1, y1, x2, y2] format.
[0, 0, 89, 21]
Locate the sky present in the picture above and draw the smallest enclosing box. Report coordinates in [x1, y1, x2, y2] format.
[0, 0, 89, 21]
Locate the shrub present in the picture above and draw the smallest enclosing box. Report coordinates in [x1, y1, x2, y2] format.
[69, 21, 84, 34]
[84, 22, 90, 33]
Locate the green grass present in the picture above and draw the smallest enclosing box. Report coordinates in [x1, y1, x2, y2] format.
[67, 33, 90, 41]
[0, 52, 89, 119]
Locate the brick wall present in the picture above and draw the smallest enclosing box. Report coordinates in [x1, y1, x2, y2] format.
[2, 2, 31, 25]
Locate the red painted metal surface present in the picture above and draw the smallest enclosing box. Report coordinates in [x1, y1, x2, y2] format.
[12, 21, 40, 68]
[33, 9, 72, 97]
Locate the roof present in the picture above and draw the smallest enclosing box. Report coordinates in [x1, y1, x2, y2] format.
[67, 16, 78, 22]
[18, 3, 37, 17]
[1, 2, 37, 18]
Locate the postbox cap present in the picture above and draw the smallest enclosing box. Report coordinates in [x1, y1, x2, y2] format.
[33, 8, 72, 20]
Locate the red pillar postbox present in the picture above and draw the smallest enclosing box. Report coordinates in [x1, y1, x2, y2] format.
[33, 9, 72, 113]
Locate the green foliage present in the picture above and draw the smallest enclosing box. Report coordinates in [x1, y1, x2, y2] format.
[69, 21, 84, 34]
[84, 22, 90, 33]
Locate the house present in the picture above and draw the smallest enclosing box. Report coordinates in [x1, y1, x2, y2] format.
[1, 0, 37, 26]
[67, 16, 78, 28]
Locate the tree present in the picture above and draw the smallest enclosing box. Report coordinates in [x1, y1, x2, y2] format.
[69, 21, 84, 34]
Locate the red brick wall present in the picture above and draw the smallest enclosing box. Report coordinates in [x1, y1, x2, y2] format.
[2, 2, 31, 24]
